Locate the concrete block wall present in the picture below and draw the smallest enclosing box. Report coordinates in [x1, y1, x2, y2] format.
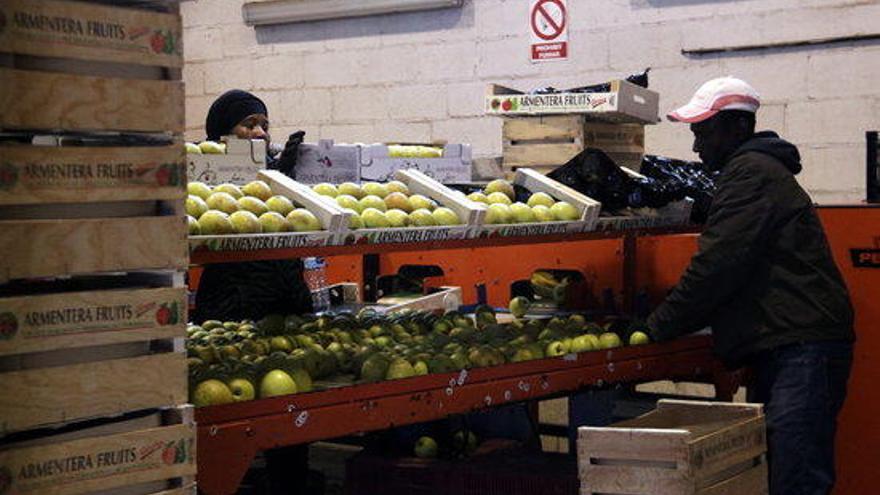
[182, 0, 880, 203]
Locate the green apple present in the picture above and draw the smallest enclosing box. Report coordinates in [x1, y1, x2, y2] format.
[187, 215, 201, 235]
[312, 182, 339, 197]
[508, 296, 530, 318]
[485, 203, 512, 224]
[386, 180, 409, 195]
[598, 332, 623, 349]
[241, 180, 273, 201]
[509, 202, 535, 223]
[185, 142, 202, 154]
[545, 340, 568, 357]
[484, 179, 515, 200]
[487, 192, 512, 205]
[198, 210, 234, 235]
[259, 211, 290, 233]
[550, 201, 580, 221]
[290, 368, 313, 393]
[452, 430, 478, 454]
[266, 195, 295, 216]
[414, 436, 438, 458]
[570, 335, 596, 353]
[361, 208, 390, 228]
[408, 208, 437, 227]
[186, 194, 209, 219]
[260, 369, 298, 398]
[385, 209, 409, 228]
[384, 191, 411, 212]
[198, 140, 226, 154]
[227, 378, 256, 402]
[527, 192, 556, 208]
[192, 379, 234, 407]
[413, 361, 429, 376]
[338, 182, 363, 199]
[238, 196, 269, 216]
[287, 208, 322, 231]
[359, 194, 387, 212]
[187, 181, 212, 200]
[336, 194, 362, 213]
[431, 207, 460, 226]
[362, 182, 389, 198]
[206, 192, 240, 214]
[629, 331, 651, 346]
[214, 183, 243, 199]
[408, 194, 433, 211]
[467, 191, 489, 204]
[532, 205, 555, 222]
[229, 210, 262, 233]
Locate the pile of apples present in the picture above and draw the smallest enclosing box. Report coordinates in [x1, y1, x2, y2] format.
[185, 141, 225, 154]
[186, 180, 323, 235]
[310, 181, 461, 229]
[466, 179, 581, 225]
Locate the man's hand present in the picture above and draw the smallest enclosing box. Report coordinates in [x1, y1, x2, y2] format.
[275, 131, 305, 177]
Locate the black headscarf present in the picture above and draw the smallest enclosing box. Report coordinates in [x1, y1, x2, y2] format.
[205, 89, 268, 141]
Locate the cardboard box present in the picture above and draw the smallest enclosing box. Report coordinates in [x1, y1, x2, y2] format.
[187, 137, 267, 185]
[468, 168, 601, 239]
[295, 139, 361, 185]
[360, 143, 473, 183]
[334, 169, 482, 246]
[485, 79, 659, 124]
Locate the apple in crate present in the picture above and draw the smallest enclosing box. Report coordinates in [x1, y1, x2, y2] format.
[188, 181, 212, 200]
[532, 205, 554, 222]
[408, 208, 437, 227]
[338, 182, 364, 199]
[487, 192, 512, 205]
[214, 183, 244, 199]
[239, 196, 269, 216]
[527, 192, 555, 208]
[198, 210, 234, 235]
[432, 207, 460, 226]
[287, 209, 322, 232]
[266, 195, 295, 216]
[229, 211, 263, 234]
[186, 195, 209, 219]
[198, 140, 226, 154]
[359, 195, 387, 212]
[550, 201, 580, 221]
[385, 209, 410, 227]
[336, 194, 362, 213]
[259, 212, 291, 233]
[312, 183, 339, 198]
[509, 202, 535, 223]
[242, 180, 273, 201]
[361, 208, 391, 228]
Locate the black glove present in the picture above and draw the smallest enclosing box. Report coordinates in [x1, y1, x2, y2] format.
[273, 130, 305, 178]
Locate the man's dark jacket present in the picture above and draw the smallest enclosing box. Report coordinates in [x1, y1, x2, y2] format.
[647, 131, 854, 367]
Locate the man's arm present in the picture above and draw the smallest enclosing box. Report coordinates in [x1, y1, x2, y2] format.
[647, 157, 777, 341]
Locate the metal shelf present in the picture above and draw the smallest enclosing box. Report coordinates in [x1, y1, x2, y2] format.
[195, 335, 727, 495]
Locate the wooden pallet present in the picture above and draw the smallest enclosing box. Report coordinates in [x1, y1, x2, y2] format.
[0, 406, 196, 495]
[0, 271, 187, 436]
[503, 116, 644, 177]
[578, 399, 767, 495]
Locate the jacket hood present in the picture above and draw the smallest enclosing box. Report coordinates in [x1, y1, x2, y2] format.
[731, 131, 802, 174]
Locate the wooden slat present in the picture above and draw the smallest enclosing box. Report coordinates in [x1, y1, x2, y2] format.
[148, 484, 198, 495]
[578, 427, 690, 464]
[503, 142, 582, 168]
[0, 287, 186, 356]
[0, 0, 183, 68]
[581, 464, 691, 495]
[698, 463, 768, 495]
[0, 423, 195, 495]
[0, 352, 187, 434]
[515, 168, 601, 223]
[503, 115, 583, 142]
[689, 417, 766, 482]
[258, 170, 346, 231]
[395, 169, 486, 225]
[0, 145, 186, 205]
[0, 215, 187, 281]
[582, 122, 645, 153]
[0, 68, 184, 133]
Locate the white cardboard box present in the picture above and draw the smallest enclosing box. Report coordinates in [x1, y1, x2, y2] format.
[295, 140, 361, 185]
[485, 79, 659, 124]
[360, 144, 472, 183]
[187, 137, 267, 185]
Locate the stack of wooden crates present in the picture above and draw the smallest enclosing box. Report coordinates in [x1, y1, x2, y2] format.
[503, 117, 645, 178]
[0, 1, 194, 494]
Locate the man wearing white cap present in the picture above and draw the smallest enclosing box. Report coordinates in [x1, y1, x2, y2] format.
[646, 77, 854, 495]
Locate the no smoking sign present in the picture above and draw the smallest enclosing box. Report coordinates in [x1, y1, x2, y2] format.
[529, 0, 567, 62]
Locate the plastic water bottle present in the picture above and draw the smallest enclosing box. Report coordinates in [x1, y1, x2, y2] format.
[303, 257, 331, 312]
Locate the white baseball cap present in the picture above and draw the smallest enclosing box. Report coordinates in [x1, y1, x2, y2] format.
[667, 77, 761, 123]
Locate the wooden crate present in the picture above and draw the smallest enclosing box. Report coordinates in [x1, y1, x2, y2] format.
[0, 272, 187, 435]
[503, 116, 644, 177]
[0, 406, 196, 495]
[578, 399, 767, 495]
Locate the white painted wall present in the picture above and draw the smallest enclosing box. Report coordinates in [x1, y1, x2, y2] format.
[182, 0, 880, 203]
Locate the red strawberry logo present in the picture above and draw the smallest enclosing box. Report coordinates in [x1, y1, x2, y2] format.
[161, 444, 176, 465]
[156, 304, 171, 325]
[156, 165, 170, 186]
[150, 32, 165, 53]
[501, 100, 513, 111]
[490, 99, 501, 109]
[0, 312, 18, 341]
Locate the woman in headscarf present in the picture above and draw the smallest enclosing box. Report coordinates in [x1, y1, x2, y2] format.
[196, 90, 315, 493]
